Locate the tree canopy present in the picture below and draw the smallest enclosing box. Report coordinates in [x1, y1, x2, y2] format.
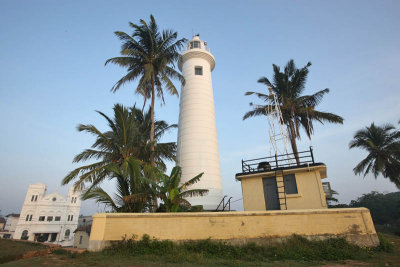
[349, 123, 400, 188]
[244, 59, 343, 162]
[62, 104, 176, 193]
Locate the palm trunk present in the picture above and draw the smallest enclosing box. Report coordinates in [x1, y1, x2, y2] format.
[150, 76, 158, 211]
[287, 119, 300, 165]
[141, 98, 147, 113]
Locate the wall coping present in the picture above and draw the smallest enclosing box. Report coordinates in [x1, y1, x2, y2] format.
[93, 208, 370, 219]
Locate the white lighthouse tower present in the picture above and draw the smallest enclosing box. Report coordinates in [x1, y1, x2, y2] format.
[177, 35, 223, 210]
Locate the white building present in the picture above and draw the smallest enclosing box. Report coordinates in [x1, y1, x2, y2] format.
[177, 35, 223, 210]
[13, 183, 81, 247]
[0, 214, 20, 238]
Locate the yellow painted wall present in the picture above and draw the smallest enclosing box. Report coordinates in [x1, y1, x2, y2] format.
[88, 208, 379, 251]
[238, 165, 328, 211]
[240, 177, 266, 211]
[286, 170, 327, 210]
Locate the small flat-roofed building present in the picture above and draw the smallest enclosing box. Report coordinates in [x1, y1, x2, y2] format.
[78, 215, 92, 227]
[73, 224, 91, 249]
[236, 147, 328, 211]
[0, 214, 20, 239]
[0, 217, 6, 230]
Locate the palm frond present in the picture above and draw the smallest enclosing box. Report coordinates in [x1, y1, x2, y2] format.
[82, 187, 118, 211]
[179, 172, 204, 190]
[179, 189, 209, 198]
[243, 107, 267, 120]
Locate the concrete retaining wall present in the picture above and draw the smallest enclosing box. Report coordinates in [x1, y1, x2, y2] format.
[88, 208, 379, 251]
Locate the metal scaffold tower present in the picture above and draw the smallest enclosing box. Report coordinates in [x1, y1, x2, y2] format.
[266, 87, 293, 163]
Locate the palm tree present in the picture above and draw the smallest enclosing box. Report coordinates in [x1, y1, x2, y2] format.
[349, 123, 400, 188]
[62, 104, 177, 197]
[243, 60, 344, 163]
[105, 15, 186, 170]
[82, 158, 153, 212]
[146, 166, 208, 212]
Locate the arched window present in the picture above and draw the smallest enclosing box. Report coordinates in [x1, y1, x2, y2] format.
[21, 230, 28, 240]
[65, 229, 70, 238]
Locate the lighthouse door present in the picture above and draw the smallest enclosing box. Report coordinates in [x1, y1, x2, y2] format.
[262, 177, 280, 210]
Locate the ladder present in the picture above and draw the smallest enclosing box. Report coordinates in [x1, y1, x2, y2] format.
[275, 170, 287, 210]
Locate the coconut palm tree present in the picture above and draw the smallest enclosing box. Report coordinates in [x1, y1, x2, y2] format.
[82, 158, 153, 212]
[62, 104, 177, 195]
[145, 166, 208, 212]
[105, 15, 186, 170]
[243, 60, 344, 163]
[349, 123, 400, 188]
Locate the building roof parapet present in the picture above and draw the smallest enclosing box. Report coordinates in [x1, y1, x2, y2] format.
[235, 163, 327, 180]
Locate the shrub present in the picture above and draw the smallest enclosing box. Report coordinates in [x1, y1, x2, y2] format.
[375, 233, 394, 252]
[103, 234, 378, 262]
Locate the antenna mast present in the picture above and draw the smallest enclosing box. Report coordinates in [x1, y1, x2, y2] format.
[266, 87, 293, 162]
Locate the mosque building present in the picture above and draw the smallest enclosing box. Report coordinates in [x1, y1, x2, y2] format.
[13, 183, 81, 246]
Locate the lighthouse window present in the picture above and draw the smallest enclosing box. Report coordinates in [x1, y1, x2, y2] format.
[195, 66, 203, 75]
[190, 41, 200, 49]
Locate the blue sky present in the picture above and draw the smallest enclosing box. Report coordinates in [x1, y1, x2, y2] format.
[0, 0, 399, 215]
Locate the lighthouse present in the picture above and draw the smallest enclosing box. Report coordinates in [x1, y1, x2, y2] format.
[177, 35, 223, 210]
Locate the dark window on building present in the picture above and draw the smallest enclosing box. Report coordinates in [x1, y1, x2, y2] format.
[39, 216, 45, 221]
[34, 195, 38, 201]
[55, 216, 61, 221]
[195, 66, 203, 75]
[29, 215, 32, 221]
[47, 216, 53, 222]
[79, 235, 83, 244]
[25, 215, 29, 221]
[65, 229, 70, 238]
[283, 174, 298, 194]
[31, 195, 34, 202]
[70, 215, 73, 221]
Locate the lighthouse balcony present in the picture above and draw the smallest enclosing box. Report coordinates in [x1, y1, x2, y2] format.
[237, 147, 321, 176]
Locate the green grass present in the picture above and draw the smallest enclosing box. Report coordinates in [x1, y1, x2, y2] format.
[1, 233, 399, 266]
[0, 239, 48, 264]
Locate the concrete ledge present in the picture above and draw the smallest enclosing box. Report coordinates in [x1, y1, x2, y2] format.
[88, 208, 379, 251]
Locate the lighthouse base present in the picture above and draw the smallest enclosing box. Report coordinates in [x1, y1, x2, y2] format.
[185, 188, 223, 211]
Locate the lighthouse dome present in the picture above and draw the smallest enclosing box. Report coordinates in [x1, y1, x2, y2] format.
[179, 35, 215, 71]
[187, 35, 207, 50]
